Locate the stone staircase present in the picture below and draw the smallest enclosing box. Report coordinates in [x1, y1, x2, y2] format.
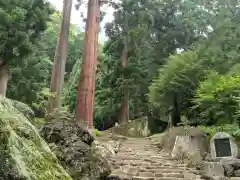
[103, 137, 203, 180]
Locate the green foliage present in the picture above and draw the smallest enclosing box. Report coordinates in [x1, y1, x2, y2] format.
[198, 9, 240, 74]
[149, 51, 204, 116]
[148, 3, 240, 127]
[6, 12, 84, 116]
[31, 117, 47, 128]
[94, 0, 212, 128]
[31, 88, 53, 116]
[0, 0, 52, 65]
[63, 58, 82, 111]
[199, 124, 240, 138]
[194, 72, 240, 125]
[7, 48, 51, 110]
[4, 0, 240, 132]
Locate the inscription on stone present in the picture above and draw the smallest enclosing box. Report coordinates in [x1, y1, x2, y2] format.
[210, 132, 238, 159]
[214, 138, 231, 157]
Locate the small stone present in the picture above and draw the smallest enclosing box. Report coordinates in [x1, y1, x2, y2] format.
[121, 165, 139, 176]
[220, 158, 240, 177]
[223, 163, 234, 177]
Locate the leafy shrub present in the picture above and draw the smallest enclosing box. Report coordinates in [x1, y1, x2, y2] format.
[193, 72, 240, 125]
[32, 88, 54, 117]
[149, 51, 204, 116]
[199, 124, 240, 138]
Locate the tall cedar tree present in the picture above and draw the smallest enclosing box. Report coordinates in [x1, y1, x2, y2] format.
[76, 0, 100, 129]
[47, 0, 72, 114]
[119, 16, 129, 123]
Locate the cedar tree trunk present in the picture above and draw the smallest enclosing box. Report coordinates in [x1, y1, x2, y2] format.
[47, 0, 72, 115]
[76, 0, 100, 129]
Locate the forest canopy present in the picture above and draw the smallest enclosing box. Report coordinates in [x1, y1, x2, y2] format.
[1, 0, 240, 131]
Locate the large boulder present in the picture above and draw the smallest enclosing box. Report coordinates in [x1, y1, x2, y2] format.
[157, 127, 209, 167]
[171, 135, 203, 166]
[0, 97, 71, 180]
[40, 118, 111, 180]
[159, 127, 209, 154]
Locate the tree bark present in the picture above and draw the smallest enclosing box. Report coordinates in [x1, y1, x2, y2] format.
[119, 81, 129, 123]
[76, 0, 100, 129]
[90, 0, 100, 129]
[171, 93, 181, 127]
[47, 0, 72, 115]
[0, 64, 8, 97]
[119, 14, 129, 124]
[119, 47, 129, 123]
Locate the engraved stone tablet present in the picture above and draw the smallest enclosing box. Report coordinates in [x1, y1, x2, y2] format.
[214, 138, 231, 157]
[210, 132, 238, 159]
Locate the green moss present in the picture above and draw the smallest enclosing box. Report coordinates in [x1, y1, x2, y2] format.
[0, 97, 72, 180]
[31, 117, 48, 128]
[92, 129, 102, 137]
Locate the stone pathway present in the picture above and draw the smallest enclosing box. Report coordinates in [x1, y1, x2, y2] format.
[101, 137, 204, 180]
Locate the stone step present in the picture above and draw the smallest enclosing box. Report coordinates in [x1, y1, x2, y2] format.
[132, 177, 155, 180]
[111, 156, 168, 159]
[155, 178, 190, 180]
[110, 165, 187, 173]
[108, 173, 131, 180]
[111, 156, 175, 162]
[112, 157, 153, 160]
[138, 172, 154, 177]
[115, 168, 186, 178]
[142, 169, 184, 174]
[109, 161, 151, 167]
[160, 173, 184, 178]
[99, 136, 206, 180]
[109, 158, 183, 164]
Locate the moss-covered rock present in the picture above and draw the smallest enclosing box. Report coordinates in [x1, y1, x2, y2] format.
[110, 117, 164, 137]
[40, 118, 111, 180]
[0, 96, 71, 180]
[11, 99, 35, 118]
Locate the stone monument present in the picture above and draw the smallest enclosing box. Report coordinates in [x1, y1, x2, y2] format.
[210, 132, 238, 160]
